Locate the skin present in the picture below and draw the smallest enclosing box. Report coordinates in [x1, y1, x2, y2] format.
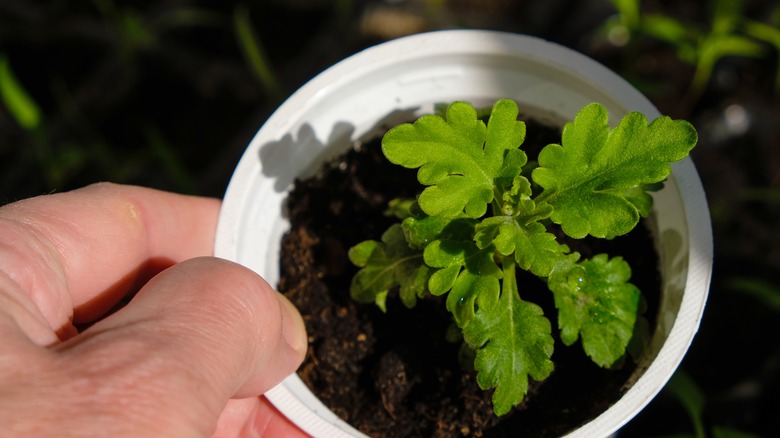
[0, 183, 309, 437]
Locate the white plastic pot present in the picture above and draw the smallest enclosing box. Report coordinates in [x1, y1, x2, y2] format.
[215, 30, 713, 437]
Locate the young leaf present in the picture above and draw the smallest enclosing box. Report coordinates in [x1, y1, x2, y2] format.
[349, 224, 430, 309]
[463, 257, 555, 416]
[548, 254, 641, 367]
[475, 216, 576, 278]
[423, 239, 501, 326]
[532, 102, 697, 239]
[475, 174, 575, 278]
[382, 99, 527, 218]
[499, 175, 543, 217]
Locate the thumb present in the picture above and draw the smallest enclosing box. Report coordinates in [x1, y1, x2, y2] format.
[54, 257, 307, 436]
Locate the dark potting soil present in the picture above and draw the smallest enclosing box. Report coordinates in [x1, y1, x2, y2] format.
[278, 114, 661, 437]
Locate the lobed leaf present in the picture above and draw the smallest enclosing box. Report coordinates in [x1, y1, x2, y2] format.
[475, 216, 576, 278]
[500, 175, 535, 216]
[424, 239, 501, 326]
[348, 224, 430, 309]
[382, 99, 527, 218]
[463, 257, 555, 416]
[548, 254, 641, 367]
[532, 102, 697, 239]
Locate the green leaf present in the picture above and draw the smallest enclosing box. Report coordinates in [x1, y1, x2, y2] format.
[402, 214, 449, 249]
[711, 0, 743, 35]
[401, 208, 476, 250]
[349, 224, 430, 309]
[385, 198, 417, 220]
[666, 370, 706, 438]
[234, 4, 282, 100]
[744, 20, 780, 51]
[548, 254, 641, 367]
[498, 174, 554, 219]
[463, 257, 554, 416]
[609, 0, 640, 29]
[424, 239, 501, 326]
[474, 173, 574, 277]
[725, 276, 780, 313]
[500, 174, 534, 216]
[621, 183, 662, 217]
[641, 14, 700, 59]
[0, 55, 42, 130]
[533, 102, 697, 239]
[475, 216, 576, 278]
[382, 99, 527, 218]
[691, 34, 766, 96]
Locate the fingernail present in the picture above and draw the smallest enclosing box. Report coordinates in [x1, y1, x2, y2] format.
[278, 294, 308, 358]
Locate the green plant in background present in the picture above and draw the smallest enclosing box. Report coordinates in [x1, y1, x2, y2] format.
[0, 54, 86, 189]
[0, 55, 41, 131]
[233, 3, 283, 101]
[742, 9, 780, 91]
[348, 99, 697, 415]
[725, 276, 780, 313]
[654, 370, 766, 438]
[91, 0, 223, 59]
[1, 1, 229, 197]
[0, 51, 195, 194]
[605, 0, 780, 100]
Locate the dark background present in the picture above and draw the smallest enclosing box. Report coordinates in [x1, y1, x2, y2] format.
[1, 1, 778, 436]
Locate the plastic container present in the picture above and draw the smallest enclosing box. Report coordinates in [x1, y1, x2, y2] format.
[214, 30, 713, 437]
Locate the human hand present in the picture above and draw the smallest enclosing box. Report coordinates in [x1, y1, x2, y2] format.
[0, 183, 308, 437]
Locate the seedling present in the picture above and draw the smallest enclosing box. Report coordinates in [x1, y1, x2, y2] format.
[348, 99, 697, 416]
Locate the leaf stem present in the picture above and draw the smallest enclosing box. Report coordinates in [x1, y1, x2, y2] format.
[492, 187, 504, 216]
[501, 255, 519, 299]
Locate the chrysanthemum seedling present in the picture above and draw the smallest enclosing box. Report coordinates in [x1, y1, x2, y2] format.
[349, 99, 697, 416]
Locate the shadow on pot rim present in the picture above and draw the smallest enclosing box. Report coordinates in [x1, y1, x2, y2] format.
[215, 29, 714, 438]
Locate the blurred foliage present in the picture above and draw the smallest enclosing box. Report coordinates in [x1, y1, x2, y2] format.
[0, 54, 42, 129]
[233, 3, 282, 101]
[602, 0, 780, 106]
[0, 0, 300, 199]
[0, 0, 778, 436]
[647, 370, 765, 438]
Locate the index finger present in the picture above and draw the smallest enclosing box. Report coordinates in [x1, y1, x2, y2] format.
[0, 182, 221, 334]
